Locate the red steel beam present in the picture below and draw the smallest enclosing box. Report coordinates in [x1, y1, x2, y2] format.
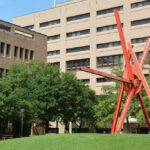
[114, 10, 133, 81]
[139, 38, 150, 68]
[137, 92, 150, 131]
[115, 87, 135, 133]
[111, 82, 124, 134]
[128, 42, 150, 100]
[78, 67, 131, 83]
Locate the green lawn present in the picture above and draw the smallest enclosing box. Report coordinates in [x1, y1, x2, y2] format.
[0, 134, 149, 150]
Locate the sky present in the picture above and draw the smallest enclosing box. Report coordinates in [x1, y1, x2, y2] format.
[0, 0, 70, 23]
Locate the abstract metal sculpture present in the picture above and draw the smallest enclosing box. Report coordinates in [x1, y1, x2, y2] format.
[78, 10, 150, 134]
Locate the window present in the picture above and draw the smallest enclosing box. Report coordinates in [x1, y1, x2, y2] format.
[131, 1, 150, 9]
[97, 41, 121, 49]
[14, 46, 18, 57]
[131, 37, 148, 44]
[136, 52, 142, 61]
[47, 50, 60, 56]
[0, 42, 5, 54]
[67, 29, 90, 38]
[66, 58, 90, 71]
[24, 25, 34, 30]
[66, 45, 90, 53]
[97, 54, 123, 68]
[6, 44, 11, 56]
[131, 52, 143, 64]
[97, 78, 113, 83]
[50, 62, 60, 68]
[25, 49, 29, 60]
[40, 19, 60, 27]
[20, 48, 23, 59]
[97, 6, 123, 16]
[97, 23, 123, 32]
[0, 24, 11, 31]
[0, 68, 4, 78]
[67, 13, 90, 22]
[30, 51, 34, 60]
[131, 18, 150, 26]
[81, 79, 90, 84]
[48, 34, 60, 41]
[6, 69, 9, 73]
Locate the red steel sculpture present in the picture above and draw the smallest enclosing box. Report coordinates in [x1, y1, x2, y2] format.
[78, 10, 150, 134]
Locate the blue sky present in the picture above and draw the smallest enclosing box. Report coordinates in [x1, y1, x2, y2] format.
[0, 0, 70, 23]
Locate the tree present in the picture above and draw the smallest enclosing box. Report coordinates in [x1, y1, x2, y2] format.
[95, 64, 124, 128]
[95, 63, 150, 132]
[0, 61, 61, 136]
[58, 72, 97, 130]
[0, 60, 98, 135]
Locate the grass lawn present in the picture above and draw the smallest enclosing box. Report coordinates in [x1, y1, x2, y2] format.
[0, 134, 149, 150]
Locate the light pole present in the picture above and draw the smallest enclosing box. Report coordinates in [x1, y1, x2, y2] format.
[69, 121, 72, 134]
[20, 108, 25, 137]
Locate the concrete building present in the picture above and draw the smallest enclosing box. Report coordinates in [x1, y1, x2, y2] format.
[12, 0, 150, 133]
[13, 0, 150, 95]
[0, 20, 47, 75]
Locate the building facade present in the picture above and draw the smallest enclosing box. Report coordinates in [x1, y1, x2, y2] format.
[0, 20, 47, 75]
[12, 0, 150, 134]
[13, 0, 150, 95]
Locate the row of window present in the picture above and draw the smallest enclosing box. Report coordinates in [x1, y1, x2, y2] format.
[67, 29, 90, 38]
[97, 41, 121, 49]
[131, 37, 148, 44]
[0, 24, 34, 40]
[48, 36, 149, 56]
[48, 16, 150, 41]
[81, 79, 90, 84]
[47, 50, 60, 56]
[48, 34, 60, 41]
[0, 42, 34, 60]
[97, 6, 123, 16]
[67, 13, 90, 22]
[97, 23, 123, 32]
[25, 5, 123, 29]
[47, 45, 90, 56]
[0, 24, 11, 32]
[45, 16, 150, 41]
[66, 58, 90, 71]
[40, 19, 60, 28]
[50, 62, 60, 67]
[19, 1, 150, 30]
[48, 29, 90, 41]
[97, 78, 113, 83]
[52, 50, 149, 72]
[24, 25, 34, 30]
[81, 78, 114, 84]
[66, 55, 123, 71]
[131, 18, 150, 26]
[66, 45, 90, 53]
[14, 46, 34, 60]
[131, 0, 150, 9]
[0, 42, 11, 57]
[97, 54, 123, 68]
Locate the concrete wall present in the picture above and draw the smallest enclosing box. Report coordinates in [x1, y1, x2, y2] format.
[0, 20, 47, 71]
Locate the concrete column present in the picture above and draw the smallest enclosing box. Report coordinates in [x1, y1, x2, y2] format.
[89, 0, 97, 90]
